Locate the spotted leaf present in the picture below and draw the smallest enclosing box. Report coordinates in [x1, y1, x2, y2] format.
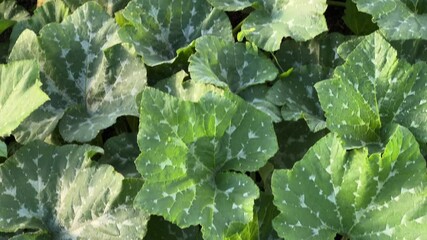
[135, 87, 278, 239]
[353, 0, 427, 40]
[315, 32, 427, 147]
[272, 125, 427, 239]
[11, 2, 146, 143]
[119, 0, 232, 66]
[189, 35, 278, 93]
[0, 141, 149, 239]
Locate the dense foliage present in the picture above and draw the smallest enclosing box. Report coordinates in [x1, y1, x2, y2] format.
[0, 0, 426, 239]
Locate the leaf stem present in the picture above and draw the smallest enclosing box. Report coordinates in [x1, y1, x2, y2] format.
[327, 0, 346, 7]
[270, 53, 284, 73]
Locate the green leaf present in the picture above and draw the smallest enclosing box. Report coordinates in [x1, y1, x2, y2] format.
[352, 0, 427, 40]
[272, 125, 427, 239]
[267, 65, 328, 132]
[315, 32, 427, 147]
[10, 0, 70, 47]
[240, 0, 328, 51]
[135, 88, 278, 239]
[11, 2, 147, 143]
[189, 35, 278, 93]
[98, 132, 140, 178]
[62, 0, 130, 15]
[0, 141, 5, 158]
[145, 216, 203, 240]
[239, 85, 282, 123]
[0, 141, 149, 239]
[206, 0, 253, 11]
[342, 0, 378, 35]
[0, 0, 29, 34]
[0, 60, 49, 137]
[118, 0, 232, 66]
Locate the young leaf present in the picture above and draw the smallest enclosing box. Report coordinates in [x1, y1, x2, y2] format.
[189, 35, 278, 93]
[315, 32, 427, 147]
[118, 0, 232, 66]
[10, 0, 70, 47]
[272, 125, 427, 239]
[135, 88, 278, 239]
[352, 0, 427, 40]
[240, 0, 328, 51]
[0, 60, 49, 137]
[0, 141, 149, 239]
[11, 2, 147, 143]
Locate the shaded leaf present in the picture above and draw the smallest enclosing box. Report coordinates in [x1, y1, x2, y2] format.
[239, 85, 281, 123]
[315, 32, 427, 147]
[145, 216, 203, 240]
[272, 125, 427, 239]
[10, 0, 70, 47]
[353, 0, 427, 40]
[240, 0, 328, 51]
[0, 141, 149, 239]
[0, 0, 28, 34]
[11, 2, 146, 143]
[135, 87, 278, 239]
[0, 141, 5, 158]
[62, 0, 130, 15]
[98, 132, 140, 178]
[0, 60, 49, 137]
[342, 0, 378, 35]
[119, 0, 232, 66]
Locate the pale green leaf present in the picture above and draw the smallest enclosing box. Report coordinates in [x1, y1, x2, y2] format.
[10, 0, 70, 47]
[353, 0, 427, 40]
[315, 32, 427, 147]
[11, 2, 146, 143]
[0, 60, 49, 137]
[240, 0, 328, 51]
[98, 133, 140, 178]
[272, 125, 427, 239]
[135, 88, 278, 239]
[189, 35, 278, 93]
[119, 0, 232, 66]
[0, 141, 149, 239]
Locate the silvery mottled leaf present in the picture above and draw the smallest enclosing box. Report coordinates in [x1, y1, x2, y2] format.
[10, 0, 70, 47]
[62, 0, 130, 15]
[0, 141, 149, 239]
[353, 0, 427, 40]
[119, 0, 232, 66]
[11, 2, 146, 143]
[135, 88, 278, 239]
[206, 0, 253, 11]
[239, 85, 281, 123]
[272, 125, 427, 239]
[316, 32, 427, 147]
[240, 0, 328, 51]
[0, 60, 49, 137]
[189, 35, 278, 93]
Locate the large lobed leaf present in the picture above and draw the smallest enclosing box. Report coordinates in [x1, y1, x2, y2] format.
[0, 141, 149, 239]
[353, 0, 427, 40]
[0, 0, 29, 34]
[135, 87, 278, 239]
[0, 60, 49, 137]
[272, 125, 427, 239]
[10, 2, 147, 143]
[118, 0, 232, 66]
[189, 35, 278, 93]
[315, 32, 427, 147]
[238, 0, 328, 51]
